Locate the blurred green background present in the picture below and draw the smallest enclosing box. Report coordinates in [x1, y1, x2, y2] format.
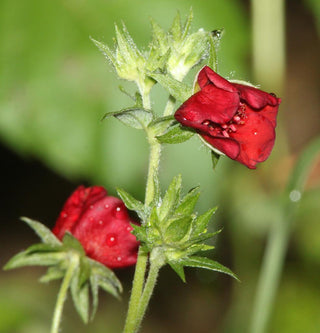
[1, 0, 319, 332]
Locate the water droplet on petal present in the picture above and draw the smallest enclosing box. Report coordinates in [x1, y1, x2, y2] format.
[252, 129, 258, 136]
[104, 204, 109, 209]
[113, 205, 127, 219]
[61, 212, 68, 218]
[289, 190, 301, 202]
[90, 205, 94, 209]
[106, 234, 117, 247]
[117, 256, 122, 262]
[98, 220, 104, 225]
[127, 226, 132, 232]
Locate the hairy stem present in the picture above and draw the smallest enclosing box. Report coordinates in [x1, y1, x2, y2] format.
[132, 257, 162, 333]
[123, 248, 149, 333]
[123, 87, 163, 333]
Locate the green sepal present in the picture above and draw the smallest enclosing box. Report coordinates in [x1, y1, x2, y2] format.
[185, 244, 215, 257]
[181, 8, 193, 40]
[179, 256, 238, 280]
[71, 265, 90, 324]
[4, 250, 64, 270]
[24, 243, 62, 254]
[131, 224, 148, 244]
[164, 215, 192, 243]
[21, 217, 61, 246]
[185, 232, 218, 247]
[173, 187, 200, 217]
[90, 37, 116, 66]
[207, 33, 218, 72]
[156, 124, 195, 144]
[39, 266, 65, 283]
[116, 187, 146, 221]
[62, 232, 86, 255]
[168, 261, 186, 283]
[158, 174, 182, 221]
[89, 258, 122, 320]
[4, 217, 123, 323]
[191, 207, 218, 237]
[148, 72, 192, 102]
[102, 107, 154, 130]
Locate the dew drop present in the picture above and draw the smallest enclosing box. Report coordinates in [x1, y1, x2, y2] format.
[252, 129, 258, 136]
[98, 220, 104, 225]
[289, 190, 301, 202]
[117, 256, 122, 262]
[61, 212, 68, 218]
[113, 205, 127, 219]
[104, 204, 109, 209]
[106, 234, 117, 247]
[127, 226, 132, 232]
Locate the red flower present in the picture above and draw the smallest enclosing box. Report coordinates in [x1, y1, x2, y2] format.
[174, 66, 281, 169]
[52, 186, 139, 268]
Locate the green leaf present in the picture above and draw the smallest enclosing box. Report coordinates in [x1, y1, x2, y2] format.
[62, 233, 85, 255]
[211, 151, 221, 170]
[103, 108, 154, 130]
[191, 207, 217, 237]
[4, 251, 64, 270]
[156, 124, 195, 144]
[174, 187, 200, 217]
[159, 175, 182, 221]
[21, 217, 61, 246]
[116, 188, 145, 220]
[180, 256, 238, 280]
[148, 73, 192, 102]
[164, 216, 192, 242]
[168, 261, 186, 282]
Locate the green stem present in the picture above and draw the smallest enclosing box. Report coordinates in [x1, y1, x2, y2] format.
[123, 87, 163, 333]
[132, 258, 162, 333]
[145, 137, 161, 206]
[50, 254, 78, 333]
[123, 248, 148, 333]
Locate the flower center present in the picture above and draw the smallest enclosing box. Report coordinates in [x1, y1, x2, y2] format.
[202, 103, 247, 138]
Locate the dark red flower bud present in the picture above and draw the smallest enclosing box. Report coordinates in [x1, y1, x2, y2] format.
[52, 186, 139, 268]
[174, 66, 281, 169]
